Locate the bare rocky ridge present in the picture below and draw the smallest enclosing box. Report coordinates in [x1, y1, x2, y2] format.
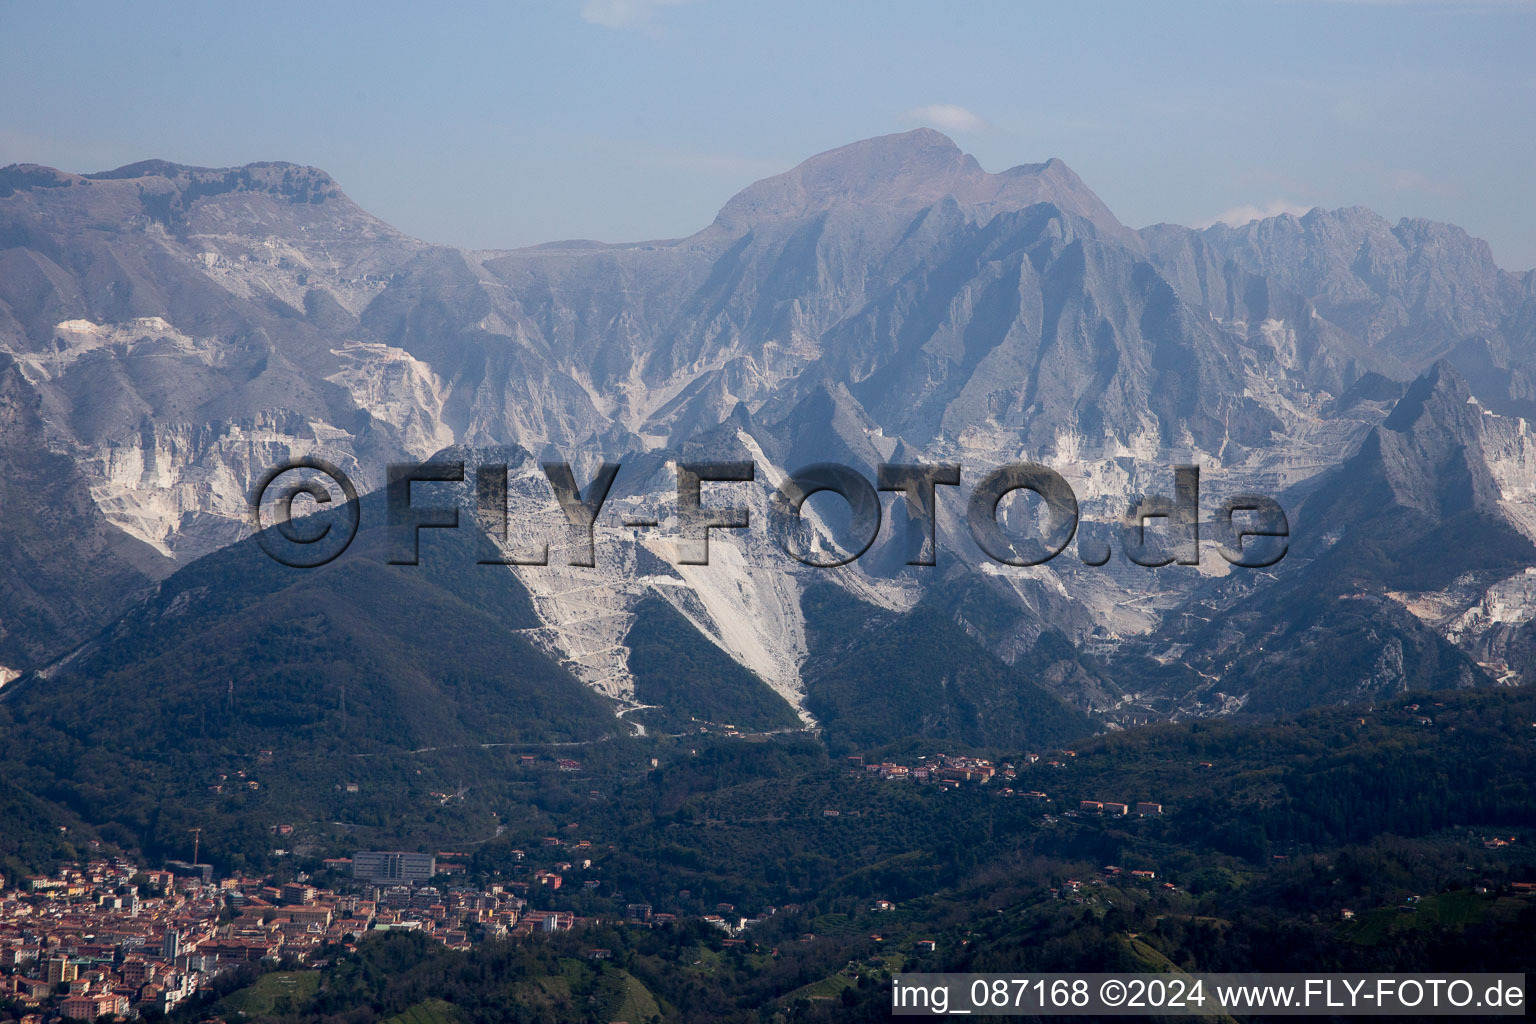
[2, 130, 1534, 730]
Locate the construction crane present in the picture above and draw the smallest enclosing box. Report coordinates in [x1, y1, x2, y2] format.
[189, 827, 202, 866]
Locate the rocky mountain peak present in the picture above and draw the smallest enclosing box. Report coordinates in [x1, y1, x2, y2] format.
[94, 159, 346, 208]
[0, 157, 407, 261]
[1383, 358, 1477, 433]
[712, 129, 970, 226]
[1349, 359, 1504, 520]
[710, 129, 1137, 246]
[1, 159, 345, 204]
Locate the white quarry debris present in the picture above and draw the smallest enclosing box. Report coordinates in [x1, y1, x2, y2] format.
[84, 422, 365, 561]
[185, 225, 398, 315]
[668, 537, 812, 720]
[1485, 414, 1536, 541]
[1446, 571, 1536, 640]
[1385, 408, 1536, 671]
[20, 318, 207, 384]
[326, 341, 457, 457]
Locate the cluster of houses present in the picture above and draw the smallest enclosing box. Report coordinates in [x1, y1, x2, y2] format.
[699, 903, 774, 936]
[512, 754, 582, 772]
[4, 837, 765, 1019]
[0, 858, 319, 1017]
[843, 753, 1169, 816]
[204, 766, 263, 795]
[1049, 867, 1175, 904]
[622, 898, 778, 940]
[0, 855, 590, 1019]
[1077, 800, 1163, 817]
[847, 752, 1053, 788]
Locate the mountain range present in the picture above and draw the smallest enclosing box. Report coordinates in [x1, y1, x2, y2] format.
[3, 128, 1535, 746]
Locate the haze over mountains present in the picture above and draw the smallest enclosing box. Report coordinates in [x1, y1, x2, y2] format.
[3, 129, 1535, 742]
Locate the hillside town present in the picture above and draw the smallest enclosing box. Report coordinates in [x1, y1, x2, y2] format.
[0, 855, 567, 1019]
[0, 837, 810, 1022]
[845, 751, 1165, 813]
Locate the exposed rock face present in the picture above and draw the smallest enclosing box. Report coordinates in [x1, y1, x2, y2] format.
[3, 130, 1534, 729]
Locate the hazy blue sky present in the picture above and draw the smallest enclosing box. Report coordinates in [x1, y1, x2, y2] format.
[3, 1, 1533, 267]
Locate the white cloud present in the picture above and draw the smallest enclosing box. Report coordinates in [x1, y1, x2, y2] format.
[579, 0, 692, 30]
[1198, 200, 1316, 229]
[901, 104, 989, 134]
